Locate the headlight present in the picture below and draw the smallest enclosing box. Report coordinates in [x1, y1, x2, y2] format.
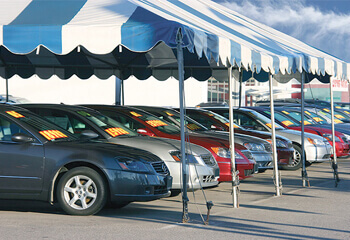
[115, 157, 153, 173]
[244, 142, 265, 151]
[211, 147, 231, 158]
[240, 150, 255, 162]
[322, 133, 341, 142]
[307, 137, 326, 146]
[266, 139, 289, 148]
[169, 151, 199, 164]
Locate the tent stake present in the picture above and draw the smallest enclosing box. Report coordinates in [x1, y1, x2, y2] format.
[269, 73, 282, 196]
[177, 30, 189, 223]
[229, 67, 239, 208]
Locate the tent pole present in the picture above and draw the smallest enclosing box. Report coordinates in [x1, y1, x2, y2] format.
[115, 77, 122, 105]
[229, 67, 239, 208]
[269, 73, 282, 196]
[301, 71, 309, 187]
[238, 72, 242, 108]
[177, 30, 189, 223]
[5, 77, 9, 102]
[330, 78, 340, 186]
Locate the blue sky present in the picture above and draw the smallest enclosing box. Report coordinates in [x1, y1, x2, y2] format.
[215, 0, 350, 62]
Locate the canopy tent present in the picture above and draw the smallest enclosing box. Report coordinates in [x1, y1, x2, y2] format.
[0, 0, 345, 215]
[0, 0, 348, 81]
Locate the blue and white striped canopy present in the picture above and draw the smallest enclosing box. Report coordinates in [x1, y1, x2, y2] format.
[0, 0, 348, 81]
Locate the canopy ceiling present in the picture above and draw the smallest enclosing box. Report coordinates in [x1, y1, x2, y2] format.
[0, 0, 348, 81]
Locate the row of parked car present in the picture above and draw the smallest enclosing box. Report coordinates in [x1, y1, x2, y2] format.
[1, 98, 348, 216]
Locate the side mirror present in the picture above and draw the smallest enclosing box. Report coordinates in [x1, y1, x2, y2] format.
[11, 133, 35, 143]
[80, 130, 99, 140]
[137, 128, 155, 137]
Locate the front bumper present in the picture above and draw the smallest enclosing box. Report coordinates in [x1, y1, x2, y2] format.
[105, 169, 172, 203]
[251, 152, 273, 170]
[305, 142, 332, 163]
[168, 162, 220, 190]
[217, 161, 255, 182]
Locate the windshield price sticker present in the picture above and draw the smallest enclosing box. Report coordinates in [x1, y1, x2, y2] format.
[344, 111, 350, 115]
[130, 111, 142, 117]
[265, 123, 272, 128]
[335, 119, 343, 123]
[282, 120, 294, 126]
[146, 120, 168, 127]
[165, 111, 174, 116]
[6, 111, 24, 118]
[323, 108, 330, 112]
[187, 123, 201, 131]
[336, 106, 341, 109]
[105, 127, 129, 137]
[40, 130, 68, 140]
[282, 111, 289, 115]
[313, 117, 323, 122]
[335, 114, 345, 119]
[305, 111, 311, 115]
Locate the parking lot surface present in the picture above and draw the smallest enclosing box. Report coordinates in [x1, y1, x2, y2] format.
[1, 159, 349, 240]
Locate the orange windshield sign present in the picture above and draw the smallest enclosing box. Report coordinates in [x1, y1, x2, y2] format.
[335, 114, 345, 119]
[299, 120, 311, 125]
[265, 123, 272, 128]
[165, 111, 174, 116]
[146, 120, 168, 127]
[313, 117, 323, 122]
[335, 119, 343, 123]
[225, 123, 239, 128]
[282, 120, 294, 126]
[105, 127, 129, 137]
[6, 111, 24, 118]
[39, 130, 68, 140]
[130, 111, 142, 117]
[187, 124, 201, 131]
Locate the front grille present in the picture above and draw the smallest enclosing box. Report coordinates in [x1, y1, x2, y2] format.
[201, 154, 217, 166]
[202, 175, 216, 183]
[154, 186, 168, 194]
[244, 169, 254, 177]
[264, 143, 272, 152]
[151, 161, 170, 175]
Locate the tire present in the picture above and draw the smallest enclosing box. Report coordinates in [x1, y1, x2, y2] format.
[56, 167, 107, 215]
[281, 144, 303, 170]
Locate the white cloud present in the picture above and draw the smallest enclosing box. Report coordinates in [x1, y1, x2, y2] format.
[220, 0, 350, 62]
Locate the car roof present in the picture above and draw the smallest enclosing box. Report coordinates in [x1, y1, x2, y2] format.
[0, 103, 31, 112]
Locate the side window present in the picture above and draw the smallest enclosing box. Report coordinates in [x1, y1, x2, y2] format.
[234, 112, 261, 130]
[0, 116, 29, 141]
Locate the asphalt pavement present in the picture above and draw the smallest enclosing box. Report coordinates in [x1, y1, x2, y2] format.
[0, 159, 349, 240]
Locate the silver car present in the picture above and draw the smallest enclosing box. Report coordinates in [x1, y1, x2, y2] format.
[203, 107, 333, 170]
[20, 104, 220, 193]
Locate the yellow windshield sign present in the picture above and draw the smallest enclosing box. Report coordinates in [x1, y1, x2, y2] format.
[282, 120, 294, 126]
[313, 117, 323, 122]
[187, 124, 201, 131]
[335, 114, 345, 119]
[265, 123, 272, 128]
[165, 111, 174, 116]
[323, 108, 330, 112]
[130, 111, 142, 117]
[39, 130, 68, 140]
[304, 111, 311, 115]
[6, 111, 24, 118]
[146, 120, 168, 127]
[105, 127, 129, 137]
[282, 111, 289, 115]
[335, 119, 343, 123]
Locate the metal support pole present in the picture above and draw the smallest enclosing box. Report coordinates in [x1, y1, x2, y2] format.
[115, 77, 122, 105]
[269, 73, 282, 196]
[229, 67, 239, 208]
[177, 30, 189, 222]
[330, 78, 340, 186]
[6, 77, 9, 102]
[238, 73, 242, 108]
[301, 72, 310, 187]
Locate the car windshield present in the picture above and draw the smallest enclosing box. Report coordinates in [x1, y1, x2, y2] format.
[127, 109, 181, 134]
[277, 110, 315, 125]
[159, 109, 208, 132]
[246, 110, 285, 130]
[303, 110, 329, 125]
[75, 110, 138, 137]
[310, 108, 344, 124]
[264, 110, 300, 127]
[5, 110, 77, 142]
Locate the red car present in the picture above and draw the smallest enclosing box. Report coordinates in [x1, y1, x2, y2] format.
[250, 107, 350, 158]
[83, 105, 256, 182]
[172, 107, 294, 168]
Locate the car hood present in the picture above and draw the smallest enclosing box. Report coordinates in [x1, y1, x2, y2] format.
[106, 135, 213, 162]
